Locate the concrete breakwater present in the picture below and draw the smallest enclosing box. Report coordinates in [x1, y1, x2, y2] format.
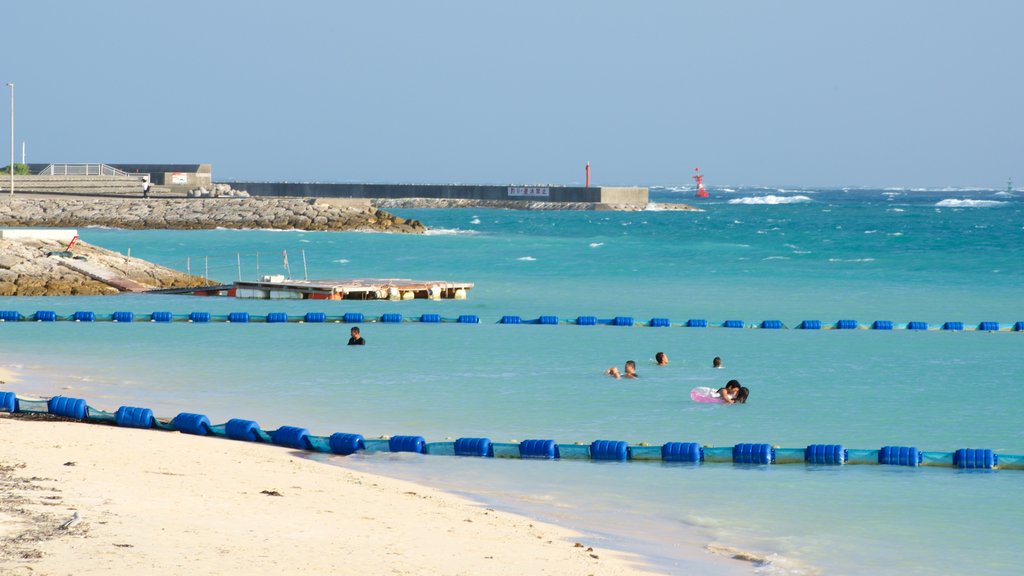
[0, 197, 425, 233]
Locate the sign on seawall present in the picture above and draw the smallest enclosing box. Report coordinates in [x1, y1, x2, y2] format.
[507, 186, 550, 197]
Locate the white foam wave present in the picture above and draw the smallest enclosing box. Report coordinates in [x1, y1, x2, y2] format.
[589, 242, 604, 248]
[888, 232, 903, 237]
[728, 195, 812, 205]
[792, 250, 812, 254]
[423, 228, 480, 236]
[763, 256, 790, 261]
[828, 258, 876, 263]
[935, 199, 1007, 208]
[517, 256, 537, 261]
[470, 217, 481, 225]
[333, 259, 350, 264]
[864, 230, 878, 234]
[887, 208, 905, 213]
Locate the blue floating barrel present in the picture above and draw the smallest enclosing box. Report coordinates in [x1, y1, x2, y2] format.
[907, 321, 929, 331]
[661, 442, 703, 463]
[457, 315, 480, 324]
[500, 315, 522, 324]
[576, 316, 597, 326]
[942, 321, 964, 331]
[519, 439, 559, 459]
[648, 317, 671, 328]
[271, 426, 312, 450]
[454, 437, 493, 457]
[835, 319, 859, 330]
[34, 310, 58, 322]
[329, 432, 365, 455]
[171, 412, 212, 436]
[0, 310, 22, 322]
[1, 391, 18, 413]
[225, 418, 263, 442]
[189, 312, 211, 323]
[388, 435, 426, 453]
[115, 406, 154, 429]
[47, 396, 87, 420]
[798, 320, 821, 330]
[760, 320, 783, 330]
[805, 444, 847, 465]
[871, 320, 894, 330]
[732, 443, 774, 465]
[612, 316, 634, 327]
[878, 445, 921, 466]
[228, 312, 250, 323]
[266, 312, 289, 323]
[73, 311, 95, 322]
[953, 448, 997, 470]
[380, 313, 403, 323]
[111, 311, 134, 323]
[1014, 321, 1024, 332]
[977, 321, 999, 332]
[686, 319, 708, 328]
[419, 314, 441, 323]
[303, 312, 326, 323]
[151, 311, 173, 323]
[343, 312, 364, 323]
[538, 315, 559, 325]
[722, 319, 743, 329]
[590, 440, 629, 461]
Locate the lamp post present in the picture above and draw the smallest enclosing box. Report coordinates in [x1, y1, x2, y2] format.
[6, 82, 12, 196]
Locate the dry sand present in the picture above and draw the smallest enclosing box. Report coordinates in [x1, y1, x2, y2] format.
[0, 414, 658, 576]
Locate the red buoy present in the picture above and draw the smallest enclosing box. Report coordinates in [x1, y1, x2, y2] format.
[693, 167, 709, 198]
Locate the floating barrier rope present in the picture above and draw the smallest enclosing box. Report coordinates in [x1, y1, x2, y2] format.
[0, 311, 1022, 331]
[2, 392, 1021, 472]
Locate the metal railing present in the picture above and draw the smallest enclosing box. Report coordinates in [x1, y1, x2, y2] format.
[37, 163, 132, 177]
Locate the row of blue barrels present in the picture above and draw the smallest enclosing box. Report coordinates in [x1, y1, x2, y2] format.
[2, 392, 1017, 471]
[2, 310, 1022, 331]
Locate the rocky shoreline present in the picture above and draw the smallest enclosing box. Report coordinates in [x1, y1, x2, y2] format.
[0, 196, 424, 233]
[0, 237, 216, 296]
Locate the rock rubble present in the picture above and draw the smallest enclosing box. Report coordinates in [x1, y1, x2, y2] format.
[0, 196, 424, 233]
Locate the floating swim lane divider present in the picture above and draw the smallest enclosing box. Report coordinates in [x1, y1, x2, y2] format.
[1, 310, 1020, 331]
[2, 391, 1020, 473]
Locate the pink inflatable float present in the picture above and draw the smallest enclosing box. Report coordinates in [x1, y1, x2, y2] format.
[690, 386, 724, 404]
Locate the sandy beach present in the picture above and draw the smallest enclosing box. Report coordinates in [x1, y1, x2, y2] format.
[0, 414, 656, 576]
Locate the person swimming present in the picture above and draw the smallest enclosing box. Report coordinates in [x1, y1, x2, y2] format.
[655, 352, 668, 366]
[606, 360, 638, 379]
[716, 380, 741, 403]
[734, 386, 749, 403]
[713, 356, 722, 369]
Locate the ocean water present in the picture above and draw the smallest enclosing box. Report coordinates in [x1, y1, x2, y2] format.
[2, 187, 1022, 574]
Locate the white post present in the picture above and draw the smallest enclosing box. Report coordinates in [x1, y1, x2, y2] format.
[256, 251, 260, 280]
[237, 253, 241, 281]
[6, 82, 12, 196]
[21, 141, 24, 165]
[187, 256, 191, 276]
[205, 256, 209, 280]
[302, 249, 308, 280]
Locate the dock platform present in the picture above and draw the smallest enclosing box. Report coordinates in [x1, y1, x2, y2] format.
[231, 277, 473, 300]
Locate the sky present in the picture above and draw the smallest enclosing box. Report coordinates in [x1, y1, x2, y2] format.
[5, 1, 1022, 188]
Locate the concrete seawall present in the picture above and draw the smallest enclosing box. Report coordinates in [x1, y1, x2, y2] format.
[223, 182, 649, 207]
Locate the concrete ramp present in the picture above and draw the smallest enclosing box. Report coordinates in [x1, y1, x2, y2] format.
[55, 258, 154, 293]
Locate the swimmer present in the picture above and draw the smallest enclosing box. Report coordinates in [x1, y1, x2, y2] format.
[347, 326, 365, 346]
[712, 356, 722, 369]
[655, 352, 669, 366]
[734, 386, 749, 403]
[606, 360, 638, 379]
[716, 380, 741, 404]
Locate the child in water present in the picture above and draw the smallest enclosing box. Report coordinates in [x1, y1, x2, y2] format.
[606, 360, 638, 379]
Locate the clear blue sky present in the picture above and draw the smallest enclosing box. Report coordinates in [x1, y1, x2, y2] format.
[7, 1, 1022, 188]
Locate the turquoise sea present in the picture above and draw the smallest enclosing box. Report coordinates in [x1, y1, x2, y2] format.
[2, 186, 1022, 574]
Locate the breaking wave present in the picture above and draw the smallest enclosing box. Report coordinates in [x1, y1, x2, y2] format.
[935, 199, 1007, 208]
[728, 195, 812, 205]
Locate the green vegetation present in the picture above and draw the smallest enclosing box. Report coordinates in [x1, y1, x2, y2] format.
[0, 163, 30, 175]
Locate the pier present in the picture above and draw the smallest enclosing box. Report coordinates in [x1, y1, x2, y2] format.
[230, 277, 472, 300]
